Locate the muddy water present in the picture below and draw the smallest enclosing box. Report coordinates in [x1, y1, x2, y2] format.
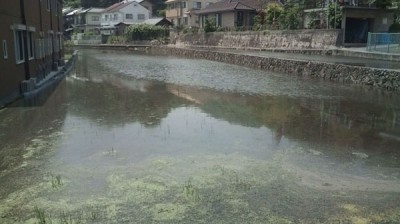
[1, 49, 400, 223]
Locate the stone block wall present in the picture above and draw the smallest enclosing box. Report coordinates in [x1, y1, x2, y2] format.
[150, 47, 400, 90]
[171, 29, 344, 49]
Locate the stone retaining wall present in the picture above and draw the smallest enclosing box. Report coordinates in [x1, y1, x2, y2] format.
[150, 47, 400, 91]
[171, 29, 343, 49]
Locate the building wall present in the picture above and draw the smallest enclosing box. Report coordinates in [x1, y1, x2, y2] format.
[342, 8, 394, 33]
[221, 12, 235, 27]
[0, 1, 25, 103]
[120, 3, 149, 23]
[0, 0, 63, 106]
[166, 0, 220, 27]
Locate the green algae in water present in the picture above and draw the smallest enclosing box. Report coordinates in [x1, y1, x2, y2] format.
[151, 203, 187, 221]
[1, 152, 400, 223]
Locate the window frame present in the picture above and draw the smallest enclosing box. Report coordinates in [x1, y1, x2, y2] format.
[11, 25, 26, 64]
[126, 14, 133, 20]
[47, 0, 51, 11]
[92, 16, 100, 21]
[2, 40, 8, 59]
[137, 14, 145, 20]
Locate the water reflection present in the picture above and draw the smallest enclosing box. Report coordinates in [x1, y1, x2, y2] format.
[0, 49, 400, 223]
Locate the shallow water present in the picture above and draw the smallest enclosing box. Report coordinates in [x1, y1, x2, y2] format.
[1, 49, 400, 223]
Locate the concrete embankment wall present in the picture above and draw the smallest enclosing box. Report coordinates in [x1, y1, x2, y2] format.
[171, 29, 343, 49]
[150, 47, 400, 91]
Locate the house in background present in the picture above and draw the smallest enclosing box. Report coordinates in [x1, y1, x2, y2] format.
[115, 18, 173, 35]
[303, 0, 394, 45]
[195, 0, 262, 28]
[100, 0, 151, 35]
[74, 8, 105, 34]
[165, 0, 221, 27]
[0, 0, 63, 107]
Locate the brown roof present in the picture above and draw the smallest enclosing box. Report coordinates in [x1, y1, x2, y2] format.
[195, 0, 262, 14]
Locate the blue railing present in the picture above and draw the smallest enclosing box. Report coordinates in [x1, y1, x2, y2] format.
[367, 33, 400, 53]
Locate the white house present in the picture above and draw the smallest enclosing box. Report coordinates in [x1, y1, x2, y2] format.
[100, 0, 150, 35]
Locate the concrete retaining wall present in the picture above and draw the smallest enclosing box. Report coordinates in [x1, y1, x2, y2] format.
[150, 47, 400, 91]
[171, 29, 343, 49]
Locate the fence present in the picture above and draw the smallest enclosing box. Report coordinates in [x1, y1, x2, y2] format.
[367, 33, 400, 53]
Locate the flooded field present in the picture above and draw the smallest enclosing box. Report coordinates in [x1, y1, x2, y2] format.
[1, 49, 400, 223]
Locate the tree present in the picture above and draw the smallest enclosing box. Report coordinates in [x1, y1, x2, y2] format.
[327, 2, 342, 29]
[279, 4, 302, 29]
[265, 4, 283, 28]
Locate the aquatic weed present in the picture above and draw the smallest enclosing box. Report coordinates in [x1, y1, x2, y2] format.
[51, 175, 63, 188]
[183, 178, 200, 203]
[34, 206, 49, 224]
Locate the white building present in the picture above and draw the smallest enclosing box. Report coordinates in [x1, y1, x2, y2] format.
[100, 0, 150, 35]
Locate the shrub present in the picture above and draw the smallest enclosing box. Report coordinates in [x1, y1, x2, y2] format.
[204, 18, 216, 33]
[107, 35, 127, 44]
[125, 24, 166, 41]
[389, 23, 400, 33]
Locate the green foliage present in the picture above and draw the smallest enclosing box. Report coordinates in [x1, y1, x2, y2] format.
[107, 35, 127, 44]
[389, 22, 400, 32]
[204, 17, 217, 33]
[327, 2, 342, 29]
[279, 4, 301, 29]
[83, 31, 95, 36]
[265, 4, 283, 27]
[252, 14, 264, 31]
[175, 25, 185, 34]
[125, 24, 166, 41]
[156, 9, 166, 17]
[307, 11, 318, 29]
[182, 27, 199, 34]
[374, 0, 393, 8]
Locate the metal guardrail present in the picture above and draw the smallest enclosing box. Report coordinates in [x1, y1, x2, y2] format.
[367, 33, 400, 53]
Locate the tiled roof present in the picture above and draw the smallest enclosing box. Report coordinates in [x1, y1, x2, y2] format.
[195, 0, 264, 14]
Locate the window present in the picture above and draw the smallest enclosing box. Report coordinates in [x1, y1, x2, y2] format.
[193, 2, 201, 9]
[138, 14, 145, 20]
[92, 16, 100, 21]
[47, 0, 51, 11]
[182, 2, 187, 8]
[13, 30, 25, 64]
[184, 17, 188, 25]
[113, 14, 118, 21]
[2, 40, 7, 59]
[58, 34, 63, 50]
[105, 15, 108, 21]
[126, 14, 133, 19]
[27, 31, 34, 60]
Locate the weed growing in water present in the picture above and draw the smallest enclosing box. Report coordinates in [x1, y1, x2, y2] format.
[183, 178, 200, 203]
[34, 206, 49, 224]
[51, 175, 63, 188]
